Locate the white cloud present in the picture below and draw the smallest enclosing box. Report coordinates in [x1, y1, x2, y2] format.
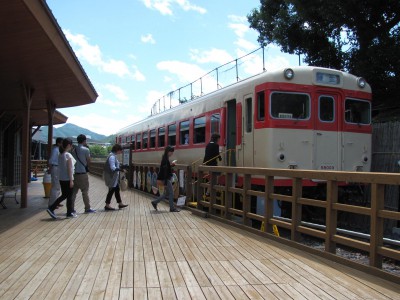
[190, 48, 233, 65]
[96, 94, 126, 107]
[131, 66, 146, 81]
[141, 0, 206, 16]
[228, 23, 249, 38]
[157, 60, 207, 83]
[65, 113, 136, 136]
[141, 33, 156, 44]
[104, 84, 129, 101]
[234, 38, 257, 51]
[63, 29, 145, 80]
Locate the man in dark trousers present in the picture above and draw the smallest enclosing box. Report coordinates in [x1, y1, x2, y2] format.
[203, 133, 222, 195]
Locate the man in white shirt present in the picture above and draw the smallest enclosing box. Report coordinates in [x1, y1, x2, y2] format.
[48, 137, 63, 207]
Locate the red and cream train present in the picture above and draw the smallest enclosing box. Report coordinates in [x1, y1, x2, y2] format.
[117, 66, 372, 188]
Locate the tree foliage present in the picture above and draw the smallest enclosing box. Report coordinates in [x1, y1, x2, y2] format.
[248, 0, 400, 109]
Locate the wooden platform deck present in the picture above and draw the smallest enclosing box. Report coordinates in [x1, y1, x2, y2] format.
[0, 175, 399, 299]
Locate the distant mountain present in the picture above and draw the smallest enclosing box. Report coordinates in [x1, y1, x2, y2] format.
[32, 123, 110, 143]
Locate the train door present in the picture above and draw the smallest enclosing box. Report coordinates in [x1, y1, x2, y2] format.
[314, 93, 340, 170]
[242, 95, 254, 167]
[226, 99, 237, 166]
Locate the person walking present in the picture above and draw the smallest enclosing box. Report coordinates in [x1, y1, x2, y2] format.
[103, 144, 128, 210]
[151, 146, 180, 212]
[48, 137, 63, 207]
[71, 134, 96, 213]
[203, 133, 222, 195]
[46, 138, 77, 219]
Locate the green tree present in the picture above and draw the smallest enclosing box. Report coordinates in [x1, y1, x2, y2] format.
[248, 0, 400, 109]
[89, 144, 108, 157]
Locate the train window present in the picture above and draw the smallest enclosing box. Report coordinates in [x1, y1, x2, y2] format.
[149, 130, 156, 148]
[158, 127, 165, 148]
[257, 92, 265, 120]
[211, 113, 220, 135]
[319, 96, 334, 122]
[168, 124, 176, 146]
[143, 132, 148, 149]
[270, 92, 310, 120]
[193, 116, 206, 144]
[136, 133, 142, 150]
[345, 99, 371, 125]
[245, 97, 253, 132]
[131, 135, 135, 150]
[180, 120, 190, 145]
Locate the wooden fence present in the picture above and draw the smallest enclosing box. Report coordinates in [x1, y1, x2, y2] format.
[197, 165, 400, 270]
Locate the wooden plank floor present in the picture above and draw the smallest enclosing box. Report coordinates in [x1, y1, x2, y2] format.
[0, 175, 399, 299]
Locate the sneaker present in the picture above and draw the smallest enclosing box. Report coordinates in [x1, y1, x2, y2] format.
[105, 206, 116, 211]
[151, 201, 158, 211]
[66, 212, 78, 218]
[46, 209, 57, 219]
[85, 208, 96, 213]
[118, 204, 128, 209]
[170, 208, 180, 212]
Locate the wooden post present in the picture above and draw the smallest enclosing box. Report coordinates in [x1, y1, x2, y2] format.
[265, 175, 274, 234]
[370, 183, 384, 268]
[46, 100, 56, 167]
[225, 172, 233, 220]
[209, 171, 217, 215]
[325, 180, 338, 253]
[21, 84, 34, 208]
[243, 174, 251, 226]
[186, 165, 193, 202]
[197, 169, 203, 210]
[291, 178, 302, 242]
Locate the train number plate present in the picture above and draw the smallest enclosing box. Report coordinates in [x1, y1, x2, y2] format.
[319, 165, 335, 170]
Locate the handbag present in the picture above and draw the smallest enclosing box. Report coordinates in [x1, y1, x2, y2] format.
[120, 174, 128, 191]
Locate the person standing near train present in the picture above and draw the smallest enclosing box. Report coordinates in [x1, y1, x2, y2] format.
[203, 133, 222, 195]
[151, 146, 180, 212]
[103, 144, 129, 210]
[46, 138, 77, 219]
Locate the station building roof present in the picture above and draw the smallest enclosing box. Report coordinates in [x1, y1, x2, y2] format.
[0, 0, 98, 115]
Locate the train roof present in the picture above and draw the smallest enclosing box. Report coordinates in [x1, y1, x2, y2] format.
[117, 66, 371, 136]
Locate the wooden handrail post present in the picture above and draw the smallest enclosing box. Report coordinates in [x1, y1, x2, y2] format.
[265, 175, 274, 234]
[370, 183, 384, 268]
[325, 180, 338, 253]
[243, 174, 251, 226]
[225, 172, 233, 220]
[210, 171, 217, 215]
[186, 165, 193, 201]
[197, 169, 203, 210]
[291, 178, 302, 242]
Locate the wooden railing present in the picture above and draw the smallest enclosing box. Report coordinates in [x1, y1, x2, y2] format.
[31, 160, 48, 177]
[197, 166, 400, 270]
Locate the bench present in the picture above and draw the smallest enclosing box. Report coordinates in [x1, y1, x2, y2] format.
[0, 186, 19, 209]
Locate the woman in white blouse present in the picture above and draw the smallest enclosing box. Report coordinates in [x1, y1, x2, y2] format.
[46, 138, 77, 219]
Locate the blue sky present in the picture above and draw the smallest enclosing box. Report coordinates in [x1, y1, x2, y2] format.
[47, 0, 300, 136]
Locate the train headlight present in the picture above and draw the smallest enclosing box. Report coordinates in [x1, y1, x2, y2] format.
[362, 155, 368, 164]
[357, 77, 366, 88]
[284, 68, 294, 80]
[277, 153, 285, 162]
